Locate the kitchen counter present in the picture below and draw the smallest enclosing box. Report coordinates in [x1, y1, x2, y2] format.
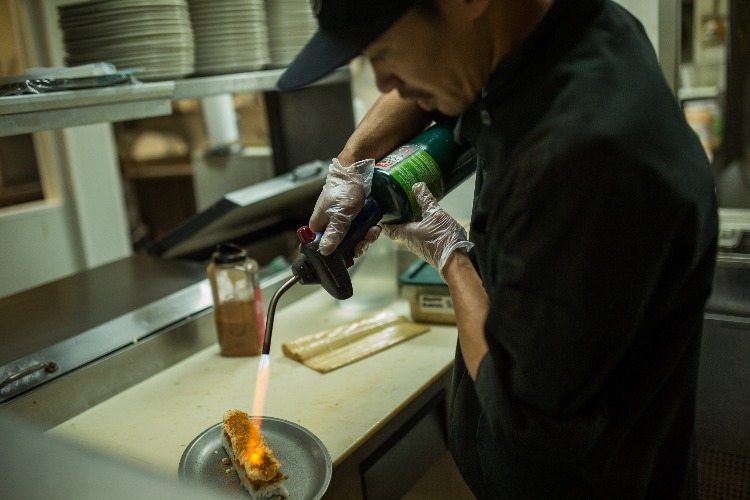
[47, 287, 458, 495]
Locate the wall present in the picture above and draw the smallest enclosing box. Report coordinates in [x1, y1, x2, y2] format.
[0, 0, 132, 299]
[614, 0, 680, 91]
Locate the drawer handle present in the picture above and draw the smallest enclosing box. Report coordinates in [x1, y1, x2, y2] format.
[0, 362, 59, 393]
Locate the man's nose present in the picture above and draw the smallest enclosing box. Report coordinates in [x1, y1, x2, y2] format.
[371, 64, 401, 94]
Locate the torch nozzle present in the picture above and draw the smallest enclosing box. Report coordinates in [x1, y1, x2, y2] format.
[262, 274, 300, 355]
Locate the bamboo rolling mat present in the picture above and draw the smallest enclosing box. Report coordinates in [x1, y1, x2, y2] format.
[281, 311, 430, 373]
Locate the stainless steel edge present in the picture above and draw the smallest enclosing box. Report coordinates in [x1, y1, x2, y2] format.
[172, 67, 350, 100]
[0, 280, 214, 404]
[2, 311, 216, 430]
[0, 270, 318, 430]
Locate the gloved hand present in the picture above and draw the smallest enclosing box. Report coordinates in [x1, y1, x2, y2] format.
[382, 182, 473, 280]
[309, 158, 380, 256]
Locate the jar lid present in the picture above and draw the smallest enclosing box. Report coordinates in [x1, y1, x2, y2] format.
[212, 243, 247, 264]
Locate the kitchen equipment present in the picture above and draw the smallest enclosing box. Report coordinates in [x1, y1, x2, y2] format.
[192, 145, 275, 211]
[178, 416, 332, 499]
[259, 198, 384, 356]
[147, 161, 327, 260]
[291, 123, 476, 295]
[291, 123, 477, 299]
[258, 124, 475, 353]
[399, 258, 455, 325]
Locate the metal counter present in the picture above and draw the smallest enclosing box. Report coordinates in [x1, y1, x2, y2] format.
[696, 254, 750, 496]
[0, 253, 315, 429]
[0, 255, 209, 400]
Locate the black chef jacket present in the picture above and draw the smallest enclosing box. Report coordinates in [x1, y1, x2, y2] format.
[447, 0, 718, 498]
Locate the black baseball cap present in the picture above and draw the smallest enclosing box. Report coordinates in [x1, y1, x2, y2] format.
[276, 0, 417, 91]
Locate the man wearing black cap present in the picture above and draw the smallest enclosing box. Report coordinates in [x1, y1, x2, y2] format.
[279, 0, 718, 498]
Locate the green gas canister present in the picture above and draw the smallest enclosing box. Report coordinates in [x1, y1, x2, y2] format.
[371, 122, 476, 223]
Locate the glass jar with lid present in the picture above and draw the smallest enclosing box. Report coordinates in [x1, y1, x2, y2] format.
[207, 243, 264, 356]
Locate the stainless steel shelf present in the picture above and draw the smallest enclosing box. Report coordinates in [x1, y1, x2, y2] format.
[0, 67, 350, 137]
[172, 67, 349, 100]
[0, 81, 175, 137]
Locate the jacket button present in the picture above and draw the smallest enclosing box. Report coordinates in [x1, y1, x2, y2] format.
[480, 109, 492, 126]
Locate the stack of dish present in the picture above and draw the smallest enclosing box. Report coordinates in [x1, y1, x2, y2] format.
[58, 0, 195, 82]
[188, 0, 269, 75]
[265, 0, 317, 68]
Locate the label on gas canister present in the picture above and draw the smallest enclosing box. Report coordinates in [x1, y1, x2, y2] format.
[376, 145, 445, 217]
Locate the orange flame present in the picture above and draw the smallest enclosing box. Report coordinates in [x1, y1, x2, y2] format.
[251, 354, 270, 430]
[241, 428, 267, 470]
[240, 354, 271, 470]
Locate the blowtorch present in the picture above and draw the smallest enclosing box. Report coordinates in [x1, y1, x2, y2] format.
[261, 196, 383, 355]
[261, 123, 475, 355]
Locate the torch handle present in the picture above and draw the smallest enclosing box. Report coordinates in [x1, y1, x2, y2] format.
[262, 274, 300, 355]
[335, 196, 383, 264]
[292, 197, 383, 300]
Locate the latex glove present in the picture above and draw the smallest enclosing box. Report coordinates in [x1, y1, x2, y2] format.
[309, 158, 380, 256]
[382, 182, 473, 280]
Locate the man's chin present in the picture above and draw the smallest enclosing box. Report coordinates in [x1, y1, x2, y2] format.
[410, 94, 465, 116]
[416, 97, 436, 112]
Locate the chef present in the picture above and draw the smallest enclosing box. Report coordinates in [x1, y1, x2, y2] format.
[278, 0, 718, 498]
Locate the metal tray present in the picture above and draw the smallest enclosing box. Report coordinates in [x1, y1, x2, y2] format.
[178, 416, 332, 499]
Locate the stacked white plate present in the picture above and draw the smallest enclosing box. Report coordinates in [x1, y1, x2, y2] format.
[58, 0, 195, 82]
[265, 0, 317, 68]
[188, 0, 270, 76]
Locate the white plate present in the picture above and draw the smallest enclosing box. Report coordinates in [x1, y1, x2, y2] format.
[67, 43, 194, 59]
[193, 14, 265, 22]
[62, 26, 190, 40]
[67, 52, 194, 65]
[194, 63, 266, 75]
[196, 53, 268, 64]
[60, 12, 190, 31]
[192, 21, 266, 31]
[64, 28, 193, 45]
[196, 48, 268, 60]
[60, 5, 189, 21]
[188, 4, 265, 13]
[194, 29, 266, 39]
[65, 33, 193, 49]
[59, 0, 187, 15]
[188, 0, 263, 7]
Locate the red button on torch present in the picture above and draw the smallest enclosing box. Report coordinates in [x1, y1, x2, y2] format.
[297, 225, 316, 244]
